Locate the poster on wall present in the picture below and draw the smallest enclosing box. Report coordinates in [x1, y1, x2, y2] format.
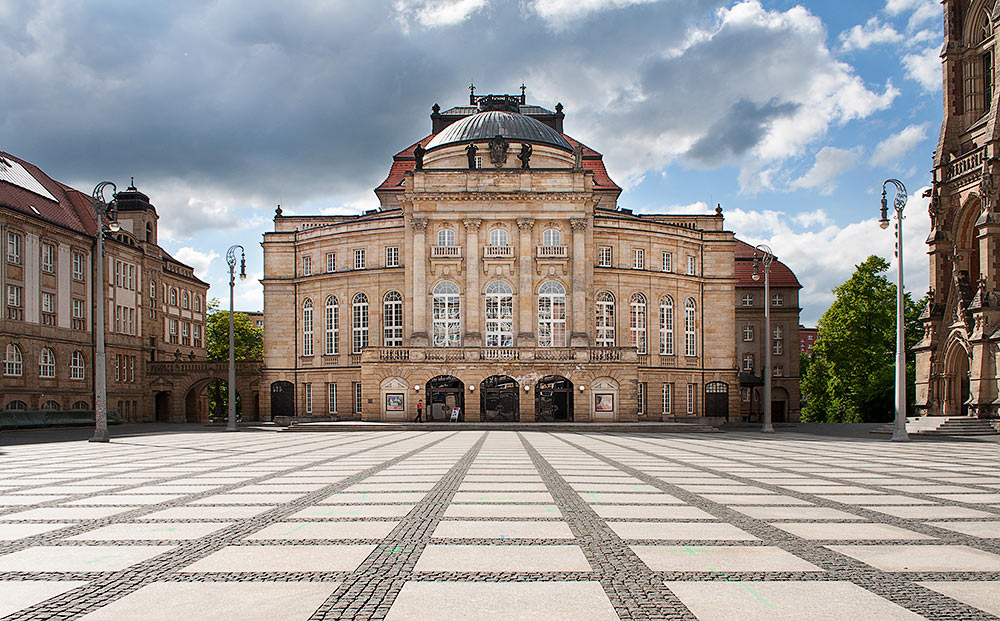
[595, 393, 614, 412]
[386, 393, 404, 412]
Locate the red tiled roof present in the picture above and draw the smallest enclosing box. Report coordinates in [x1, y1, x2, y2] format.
[0, 151, 93, 236]
[734, 240, 801, 288]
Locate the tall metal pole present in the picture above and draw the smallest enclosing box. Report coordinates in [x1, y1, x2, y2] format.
[880, 179, 909, 441]
[226, 245, 246, 432]
[753, 245, 774, 433]
[90, 182, 117, 443]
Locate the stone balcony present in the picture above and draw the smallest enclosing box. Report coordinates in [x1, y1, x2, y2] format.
[536, 245, 567, 258]
[431, 245, 462, 258]
[483, 245, 514, 258]
[364, 346, 636, 364]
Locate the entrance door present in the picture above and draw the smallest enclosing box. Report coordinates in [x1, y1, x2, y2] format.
[481, 375, 519, 422]
[536, 376, 573, 422]
[705, 382, 729, 419]
[427, 375, 464, 421]
[270, 381, 294, 420]
[771, 400, 786, 423]
[155, 392, 170, 422]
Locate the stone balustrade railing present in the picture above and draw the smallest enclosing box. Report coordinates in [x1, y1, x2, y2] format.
[362, 346, 637, 364]
[431, 245, 462, 258]
[536, 245, 568, 258]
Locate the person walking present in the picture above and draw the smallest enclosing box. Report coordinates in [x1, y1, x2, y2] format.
[414, 399, 424, 423]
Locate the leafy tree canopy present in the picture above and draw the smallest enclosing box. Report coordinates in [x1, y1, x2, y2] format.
[205, 297, 263, 362]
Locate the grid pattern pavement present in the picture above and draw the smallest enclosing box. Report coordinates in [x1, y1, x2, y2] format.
[0, 428, 998, 620]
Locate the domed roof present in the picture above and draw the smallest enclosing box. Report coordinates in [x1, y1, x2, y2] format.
[425, 110, 572, 152]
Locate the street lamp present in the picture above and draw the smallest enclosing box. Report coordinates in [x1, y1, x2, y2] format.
[880, 179, 910, 442]
[226, 245, 247, 432]
[90, 182, 120, 443]
[752, 244, 774, 433]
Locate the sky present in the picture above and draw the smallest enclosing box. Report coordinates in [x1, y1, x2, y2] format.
[1, 0, 944, 325]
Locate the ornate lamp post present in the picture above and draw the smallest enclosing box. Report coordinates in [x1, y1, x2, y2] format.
[752, 244, 774, 433]
[880, 179, 910, 442]
[90, 182, 120, 443]
[226, 245, 246, 432]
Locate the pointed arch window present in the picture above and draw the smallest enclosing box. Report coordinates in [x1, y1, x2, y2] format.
[485, 281, 514, 347]
[630, 293, 647, 354]
[302, 299, 314, 356]
[325, 296, 339, 355]
[684, 298, 697, 357]
[383, 291, 403, 347]
[432, 281, 461, 347]
[659, 296, 674, 355]
[538, 281, 566, 347]
[595, 292, 615, 347]
[352, 293, 369, 353]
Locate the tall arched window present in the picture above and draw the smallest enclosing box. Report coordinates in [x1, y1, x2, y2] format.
[437, 228, 456, 246]
[595, 292, 615, 347]
[630, 293, 647, 354]
[383, 291, 403, 347]
[302, 299, 314, 356]
[659, 296, 674, 355]
[485, 281, 514, 347]
[685, 298, 697, 357]
[4, 344, 22, 377]
[325, 296, 339, 355]
[352, 293, 369, 353]
[432, 281, 461, 347]
[39, 347, 55, 378]
[70, 351, 85, 380]
[542, 228, 561, 246]
[538, 281, 566, 347]
[41, 400, 60, 410]
[489, 228, 509, 246]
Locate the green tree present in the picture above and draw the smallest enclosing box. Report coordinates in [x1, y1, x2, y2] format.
[801, 256, 924, 423]
[205, 298, 263, 418]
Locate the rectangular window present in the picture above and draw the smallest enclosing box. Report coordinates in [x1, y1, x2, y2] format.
[743, 324, 753, 342]
[169, 319, 178, 343]
[637, 382, 646, 415]
[129, 356, 135, 382]
[386, 246, 399, 267]
[42, 292, 54, 313]
[985, 50, 994, 113]
[687, 383, 695, 415]
[326, 252, 336, 273]
[129, 308, 135, 335]
[743, 353, 754, 372]
[742, 387, 751, 402]
[773, 340, 783, 355]
[328, 382, 338, 414]
[303, 255, 312, 276]
[354, 382, 362, 414]
[598, 246, 612, 267]
[72, 252, 85, 281]
[115, 355, 121, 382]
[687, 256, 696, 275]
[742, 294, 754, 307]
[304, 383, 312, 414]
[662, 383, 672, 415]
[474, 155, 483, 169]
[7, 285, 21, 308]
[772, 294, 784, 307]
[72, 298, 86, 330]
[193, 324, 202, 347]
[128, 264, 135, 290]
[6, 232, 21, 264]
[633, 248, 645, 269]
[182, 321, 190, 345]
[773, 365, 783, 377]
[41, 243, 54, 273]
[662, 252, 672, 272]
[354, 249, 365, 270]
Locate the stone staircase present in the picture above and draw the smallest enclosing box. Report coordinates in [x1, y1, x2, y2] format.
[872, 416, 999, 436]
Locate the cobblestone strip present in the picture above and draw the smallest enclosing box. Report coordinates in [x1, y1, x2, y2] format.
[1, 431, 457, 621]
[308, 431, 489, 620]
[555, 432, 998, 621]
[518, 432, 698, 621]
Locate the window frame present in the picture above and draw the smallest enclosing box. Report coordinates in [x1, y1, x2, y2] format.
[432, 281, 461, 348]
[352, 293, 369, 353]
[383, 291, 403, 347]
[595, 291, 616, 347]
[537, 281, 566, 348]
[302, 299, 314, 356]
[484, 281, 514, 348]
[629, 293, 647, 354]
[659, 296, 674, 355]
[325, 295, 339, 355]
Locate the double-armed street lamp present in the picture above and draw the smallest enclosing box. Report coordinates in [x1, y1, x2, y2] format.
[880, 179, 910, 442]
[752, 245, 774, 433]
[90, 182, 121, 443]
[226, 245, 247, 432]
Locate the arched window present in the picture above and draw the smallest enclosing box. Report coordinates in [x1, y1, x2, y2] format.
[538, 281, 566, 347]
[4, 400, 27, 410]
[325, 296, 339, 355]
[432, 281, 461, 347]
[659, 296, 674, 355]
[39, 347, 55, 378]
[41, 400, 60, 411]
[630, 293, 647, 354]
[72, 400, 89, 410]
[302, 299, 314, 356]
[489, 228, 509, 246]
[595, 292, 615, 347]
[194, 295, 201, 312]
[685, 298, 697, 357]
[485, 281, 514, 347]
[437, 228, 456, 247]
[182, 291, 190, 309]
[70, 351, 85, 380]
[383, 291, 403, 347]
[145, 222, 153, 243]
[169, 288, 177, 306]
[352, 293, 369, 353]
[4, 344, 23, 377]
[542, 228, 561, 246]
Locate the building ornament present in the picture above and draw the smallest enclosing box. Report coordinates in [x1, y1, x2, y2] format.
[518, 143, 532, 169]
[463, 218, 482, 230]
[570, 218, 588, 231]
[411, 217, 429, 232]
[516, 218, 535, 230]
[489, 134, 509, 167]
[466, 144, 478, 169]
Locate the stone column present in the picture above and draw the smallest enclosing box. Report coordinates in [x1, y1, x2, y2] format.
[464, 218, 482, 346]
[516, 218, 535, 346]
[411, 217, 429, 346]
[570, 217, 589, 347]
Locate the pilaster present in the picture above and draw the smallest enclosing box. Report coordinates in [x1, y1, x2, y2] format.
[516, 218, 535, 346]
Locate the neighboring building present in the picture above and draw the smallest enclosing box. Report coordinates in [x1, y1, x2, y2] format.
[261, 91, 802, 423]
[800, 325, 818, 357]
[245, 311, 265, 331]
[916, 1, 1000, 419]
[0, 152, 208, 420]
[734, 241, 802, 422]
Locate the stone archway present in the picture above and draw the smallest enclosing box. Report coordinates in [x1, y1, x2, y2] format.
[183, 376, 242, 424]
[536, 375, 573, 422]
[944, 341, 971, 416]
[427, 375, 464, 421]
[481, 375, 519, 422]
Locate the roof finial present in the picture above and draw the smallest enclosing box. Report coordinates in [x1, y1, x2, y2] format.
[469, 82, 476, 105]
[275, 204, 283, 218]
[715, 203, 723, 216]
[520, 83, 526, 105]
[128, 176, 136, 191]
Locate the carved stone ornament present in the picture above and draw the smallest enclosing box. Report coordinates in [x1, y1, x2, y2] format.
[980, 160, 996, 212]
[573, 144, 583, 170]
[411, 217, 429, 232]
[463, 218, 482, 230]
[516, 218, 535, 230]
[570, 218, 588, 231]
[489, 134, 509, 167]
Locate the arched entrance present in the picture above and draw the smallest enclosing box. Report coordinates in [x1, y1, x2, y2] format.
[536, 375, 573, 422]
[427, 375, 464, 421]
[270, 381, 295, 419]
[184, 378, 241, 424]
[945, 343, 971, 416]
[705, 381, 729, 419]
[481, 375, 519, 422]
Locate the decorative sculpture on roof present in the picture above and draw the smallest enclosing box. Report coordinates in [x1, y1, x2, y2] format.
[275, 204, 283, 217]
[466, 143, 478, 169]
[573, 144, 583, 170]
[489, 134, 509, 167]
[518, 143, 532, 169]
[979, 158, 997, 213]
[413, 144, 426, 170]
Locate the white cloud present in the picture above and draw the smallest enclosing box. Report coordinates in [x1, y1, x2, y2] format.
[903, 45, 940, 91]
[789, 146, 863, 194]
[394, 0, 489, 29]
[840, 17, 902, 51]
[528, 0, 662, 30]
[174, 247, 219, 281]
[234, 271, 264, 312]
[870, 123, 929, 167]
[885, 0, 938, 31]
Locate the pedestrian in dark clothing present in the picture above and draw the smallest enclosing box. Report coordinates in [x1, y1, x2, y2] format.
[414, 399, 424, 422]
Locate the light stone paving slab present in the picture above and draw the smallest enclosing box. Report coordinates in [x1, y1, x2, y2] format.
[0, 545, 172, 572]
[142, 505, 275, 520]
[451, 491, 555, 503]
[777, 485, 883, 494]
[289, 504, 415, 519]
[432, 520, 575, 539]
[818, 495, 935, 505]
[664, 580, 924, 621]
[933, 493, 1000, 504]
[67, 521, 236, 541]
[0, 522, 72, 540]
[414, 544, 591, 572]
[578, 492, 684, 504]
[246, 520, 399, 540]
[221, 483, 329, 493]
[918, 581, 1000, 617]
[0, 495, 68, 505]
[0, 581, 89, 618]
[768, 522, 933, 541]
[79, 581, 339, 621]
[569, 483, 660, 492]
[701, 494, 813, 506]
[631, 545, 822, 572]
[189, 493, 307, 504]
[318, 492, 428, 504]
[342, 482, 438, 492]
[443, 504, 562, 518]
[180, 544, 377, 572]
[592, 504, 716, 520]
[828, 544, 1000, 572]
[925, 521, 1000, 538]
[729, 506, 862, 520]
[456, 482, 548, 491]
[64, 494, 186, 506]
[608, 521, 758, 541]
[862, 505, 997, 519]
[385, 581, 618, 621]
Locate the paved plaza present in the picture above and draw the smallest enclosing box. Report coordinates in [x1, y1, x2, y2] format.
[0, 427, 999, 620]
